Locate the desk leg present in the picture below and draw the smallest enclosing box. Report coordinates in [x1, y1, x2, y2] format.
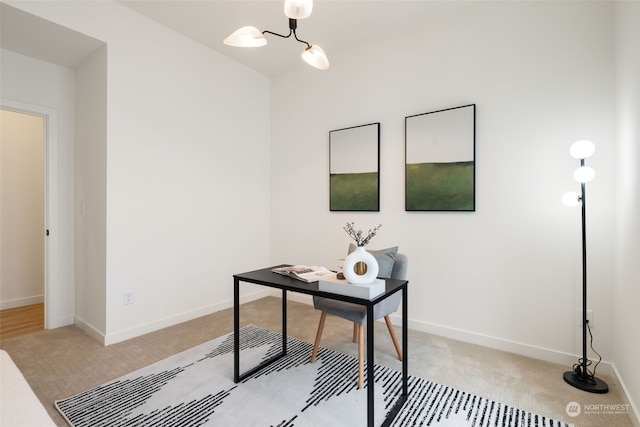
[381, 287, 409, 427]
[402, 285, 408, 395]
[282, 289, 287, 354]
[367, 304, 375, 427]
[234, 280, 287, 382]
[234, 277, 240, 383]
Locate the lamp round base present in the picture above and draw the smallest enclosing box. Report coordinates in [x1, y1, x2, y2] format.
[563, 371, 609, 394]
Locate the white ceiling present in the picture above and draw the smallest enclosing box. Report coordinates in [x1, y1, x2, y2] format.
[1, 1, 470, 77]
[117, 0, 469, 77]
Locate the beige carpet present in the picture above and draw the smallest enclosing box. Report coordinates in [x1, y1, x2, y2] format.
[0, 296, 634, 427]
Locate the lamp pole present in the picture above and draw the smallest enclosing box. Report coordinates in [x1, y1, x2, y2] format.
[579, 161, 589, 382]
[563, 153, 608, 394]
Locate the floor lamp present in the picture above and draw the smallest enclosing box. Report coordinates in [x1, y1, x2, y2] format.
[561, 139, 609, 394]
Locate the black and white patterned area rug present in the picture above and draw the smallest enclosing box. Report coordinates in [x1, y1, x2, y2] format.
[55, 325, 572, 427]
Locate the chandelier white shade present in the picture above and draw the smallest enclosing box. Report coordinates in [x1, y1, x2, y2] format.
[223, 26, 267, 47]
[285, 0, 313, 19]
[301, 45, 329, 70]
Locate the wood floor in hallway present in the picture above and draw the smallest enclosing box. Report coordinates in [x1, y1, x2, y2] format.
[0, 303, 44, 340]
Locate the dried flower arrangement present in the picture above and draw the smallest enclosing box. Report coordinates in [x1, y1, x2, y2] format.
[343, 222, 382, 247]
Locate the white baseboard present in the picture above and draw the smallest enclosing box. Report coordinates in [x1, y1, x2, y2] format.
[389, 314, 614, 376]
[271, 292, 616, 375]
[0, 295, 44, 311]
[611, 364, 640, 427]
[103, 305, 226, 346]
[48, 315, 74, 330]
[74, 316, 107, 345]
[279, 291, 593, 369]
[99, 288, 271, 346]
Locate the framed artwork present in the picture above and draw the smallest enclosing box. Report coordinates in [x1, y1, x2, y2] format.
[405, 104, 476, 211]
[329, 122, 380, 211]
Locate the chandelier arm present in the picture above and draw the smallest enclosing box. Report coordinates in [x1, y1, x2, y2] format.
[292, 30, 312, 49]
[261, 18, 297, 41]
[261, 18, 311, 49]
[225, 15, 327, 69]
[262, 28, 293, 39]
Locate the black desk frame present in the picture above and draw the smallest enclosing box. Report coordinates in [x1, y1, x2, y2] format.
[233, 266, 408, 427]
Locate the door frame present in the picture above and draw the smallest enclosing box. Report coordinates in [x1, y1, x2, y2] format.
[1, 98, 58, 329]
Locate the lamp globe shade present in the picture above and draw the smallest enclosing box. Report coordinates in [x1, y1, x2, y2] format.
[574, 166, 595, 183]
[562, 192, 581, 207]
[223, 26, 267, 47]
[570, 139, 595, 159]
[301, 45, 329, 70]
[285, 0, 313, 19]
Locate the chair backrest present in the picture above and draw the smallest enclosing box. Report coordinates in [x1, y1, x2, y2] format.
[390, 253, 408, 281]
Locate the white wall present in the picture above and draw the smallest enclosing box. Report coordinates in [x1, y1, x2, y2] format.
[614, 1, 640, 421]
[271, 1, 616, 367]
[1, 49, 76, 327]
[0, 109, 44, 309]
[74, 46, 108, 337]
[8, 1, 272, 344]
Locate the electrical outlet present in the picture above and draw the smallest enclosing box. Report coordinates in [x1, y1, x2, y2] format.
[124, 291, 135, 305]
[579, 309, 594, 328]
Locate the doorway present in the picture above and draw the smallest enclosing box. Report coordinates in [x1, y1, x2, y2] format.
[0, 108, 46, 337]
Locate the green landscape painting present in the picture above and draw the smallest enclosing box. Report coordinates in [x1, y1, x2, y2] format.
[405, 104, 475, 211]
[330, 171, 379, 211]
[405, 161, 474, 211]
[329, 122, 380, 211]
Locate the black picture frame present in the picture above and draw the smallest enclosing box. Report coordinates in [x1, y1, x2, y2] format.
[405, 104, 476, 211]
[329, 123, 380, 211]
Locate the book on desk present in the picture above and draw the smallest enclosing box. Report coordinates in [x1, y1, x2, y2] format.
[271, 265, 336, 283]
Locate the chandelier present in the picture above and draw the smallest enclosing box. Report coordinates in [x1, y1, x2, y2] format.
[223, 0, 329, 71]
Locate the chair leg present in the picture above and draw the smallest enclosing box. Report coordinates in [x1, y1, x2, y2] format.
[358, 324, 365, 389]
[384, 315, 403, 361]
[353, 322, 358, 343]
[310, 312, 327, 363]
